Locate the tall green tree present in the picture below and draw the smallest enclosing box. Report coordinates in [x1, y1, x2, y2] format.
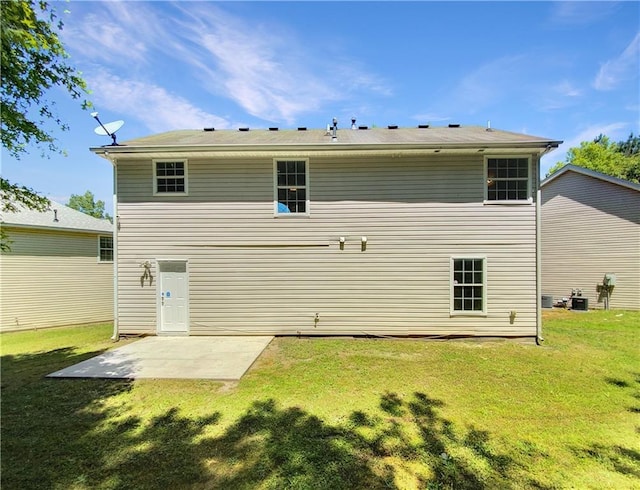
[67, 191, 112, 222]
[546, 134, 640, 184]
[1, 0, 90, 157]
[1, 0, 90, 250]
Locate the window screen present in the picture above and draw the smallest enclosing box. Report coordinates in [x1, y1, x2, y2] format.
[155, 161, 186, 193]
[452, 258, 484, 312]
[486, 158, 529, 201]
[276, 160, 307, 213]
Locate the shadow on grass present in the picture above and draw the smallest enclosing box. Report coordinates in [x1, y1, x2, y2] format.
[1, 346, 555, 490]
[569, 373, 640, 480]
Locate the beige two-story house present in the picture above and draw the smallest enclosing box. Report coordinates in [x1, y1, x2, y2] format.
[91, 124, 561, 341]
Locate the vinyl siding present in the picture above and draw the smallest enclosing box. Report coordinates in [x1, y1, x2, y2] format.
[541, 172, 640, 310]
[116, 154, 541, 337]
[0, 227, 114, 331]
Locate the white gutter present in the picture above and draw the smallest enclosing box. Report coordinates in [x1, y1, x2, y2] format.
[536, 186, 543, 345]
[111, 161, 119, 341]
[90, 141, 561, 156]
[0, 223, 112, 234]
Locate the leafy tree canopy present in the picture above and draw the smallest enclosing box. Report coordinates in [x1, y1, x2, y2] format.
[67, 191, 112, 222]
[1, 1, 91, 250]
[546, 133, 640, 184]
[1, 0, 90, 158]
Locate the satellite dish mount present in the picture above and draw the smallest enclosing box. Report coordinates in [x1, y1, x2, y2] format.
[91, 112, 124, 145]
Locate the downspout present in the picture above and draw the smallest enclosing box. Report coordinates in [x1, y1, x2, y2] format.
[111, 160, 119, 341]
[535, 183, 543, 345]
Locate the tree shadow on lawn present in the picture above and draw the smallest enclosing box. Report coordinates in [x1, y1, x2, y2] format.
[571, 373, 640, 480]
[1, 345, 555, 490]
[1, 349, 543, 490]
[1, 347, 135, 489]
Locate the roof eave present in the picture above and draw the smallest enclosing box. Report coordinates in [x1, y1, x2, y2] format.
[541, 164, 640, 191]
[90, 140, 562, 158]
[1, 222, 113, 234]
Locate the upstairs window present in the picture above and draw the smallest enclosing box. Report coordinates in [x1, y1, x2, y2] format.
[99, 236, 113, 262]
[451, 257, 486, 315]
[275, 159, 308, 214]
[485, 157, 530, 202]
[154, 160, 187, 194]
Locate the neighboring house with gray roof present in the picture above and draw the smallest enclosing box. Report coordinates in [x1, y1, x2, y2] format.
[541, 165, 640, 310]
[91, 123, 561, 342]
[1, 200, 114, 331]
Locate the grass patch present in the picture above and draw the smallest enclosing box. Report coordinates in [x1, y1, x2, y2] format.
[2, 311, 639, 489]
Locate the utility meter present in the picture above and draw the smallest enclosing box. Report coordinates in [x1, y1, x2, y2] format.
[603, 273, 617, 286]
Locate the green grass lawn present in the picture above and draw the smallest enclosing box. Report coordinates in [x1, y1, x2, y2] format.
[2, 310, 639, 489]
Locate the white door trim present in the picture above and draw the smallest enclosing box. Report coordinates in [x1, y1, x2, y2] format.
[156, 259, 190, 335]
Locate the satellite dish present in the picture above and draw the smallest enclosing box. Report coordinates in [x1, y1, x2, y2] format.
[91, 111, 124, 145]
[94, 120, 124, 136]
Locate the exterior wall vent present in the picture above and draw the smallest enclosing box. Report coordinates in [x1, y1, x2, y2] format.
[239, 127, 250, 132]
[388, 125, 398, 129]
[203, 127, 215, 132]
[418, 124, 429, 129]
[448, 124, 461, 128]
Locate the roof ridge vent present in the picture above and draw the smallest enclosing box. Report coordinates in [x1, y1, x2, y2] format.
[297, 127, 307, 131]
[388, 125, 398, 129]
[268, 127, 279, 131]
[418, 124, 429, 129]
[448, 124, 461, 128]
[203, 127, 215, 132]
[238, 127, 250, 132]
[358, 125, 368, 130]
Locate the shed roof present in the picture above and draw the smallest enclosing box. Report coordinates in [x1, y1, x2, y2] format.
[541, 164, 640, 192]
[1, 200, 113, 234]
[91, 125, 562, 158]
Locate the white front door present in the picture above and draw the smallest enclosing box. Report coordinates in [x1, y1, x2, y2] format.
[158, 261, 189, 334]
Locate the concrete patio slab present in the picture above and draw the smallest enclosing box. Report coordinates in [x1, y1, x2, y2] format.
[47, 336, 273, 380]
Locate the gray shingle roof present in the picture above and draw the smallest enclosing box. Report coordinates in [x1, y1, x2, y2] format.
[99, 125, 561, 150]
[541, 164, 640, 192]
[1, 200, 113, 234]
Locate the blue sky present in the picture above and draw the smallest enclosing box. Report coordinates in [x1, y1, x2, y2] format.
[3, 1, 639, 214]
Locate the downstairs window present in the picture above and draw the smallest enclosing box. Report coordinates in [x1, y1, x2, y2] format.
[451, 257, 486, 315]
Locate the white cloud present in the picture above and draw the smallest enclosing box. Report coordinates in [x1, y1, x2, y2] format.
[537, 80, 584, 111]
[64, 2, 392, 128]
[63, 3, 156, 66]
[445, 55, 529, 115]
[593, 32, 640, 90]
[554, 80, 582, 98]
[159, 4, 390, 124]
[550, 2, 621, 26]
[561, 122, 628, 150]
[87, 71, 231, 132]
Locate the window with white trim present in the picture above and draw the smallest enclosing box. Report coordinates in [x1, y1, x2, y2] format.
[154, 160, 187, 194]
[99, 236, 113, 262]
[275, 159, 308, 214]
[485, 157, 530, 201]
[451, 257, 486, 314]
